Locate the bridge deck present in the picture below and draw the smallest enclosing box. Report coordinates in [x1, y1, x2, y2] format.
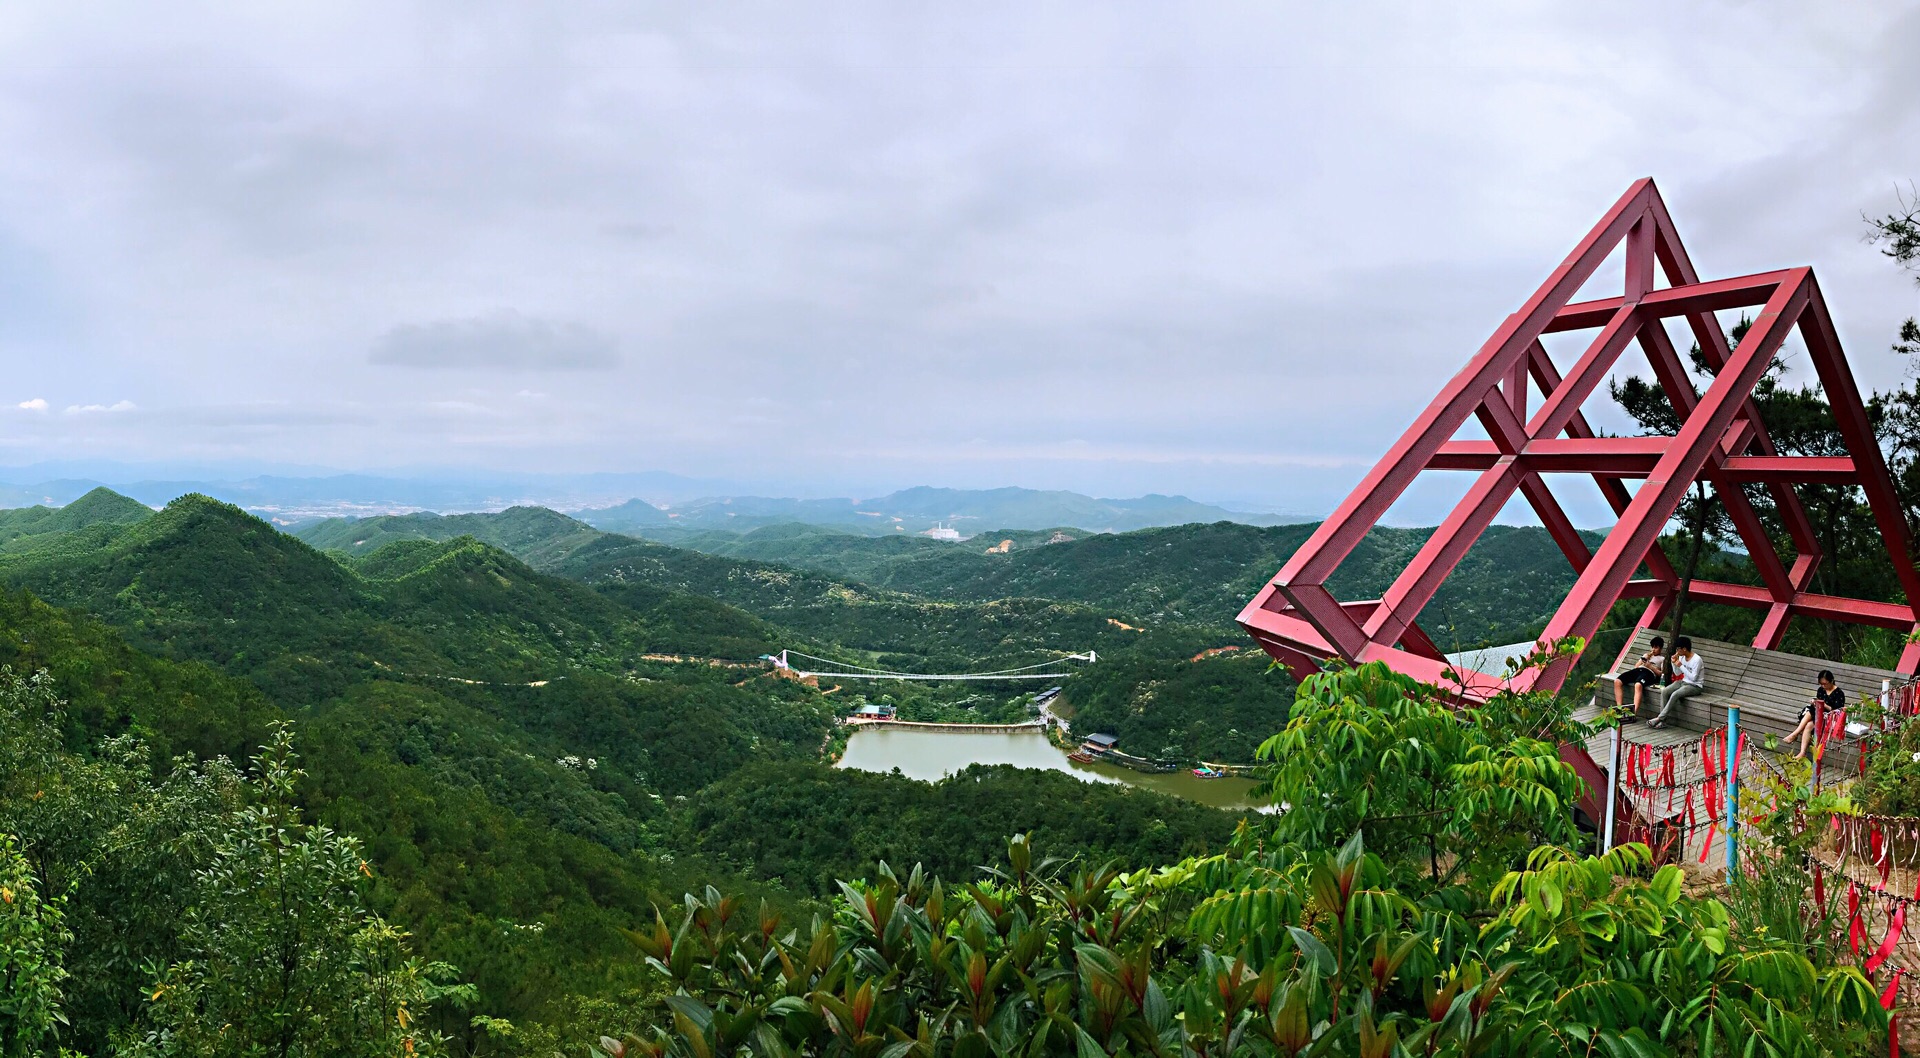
[1584, 630, 1904, 781]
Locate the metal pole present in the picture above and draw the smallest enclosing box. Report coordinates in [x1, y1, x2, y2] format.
[1602, 726, 1620, 854]
[1725, 705, 1739, 874]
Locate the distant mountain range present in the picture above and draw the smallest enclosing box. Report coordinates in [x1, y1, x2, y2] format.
[0, 469, 1318, 532]
[0, 470, 732, 520]
[580, 486, 1315, 538]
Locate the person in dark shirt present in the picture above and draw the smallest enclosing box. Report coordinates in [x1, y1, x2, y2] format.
[1613, 635, 1665, 715]
[1787, 669, 1845, 760]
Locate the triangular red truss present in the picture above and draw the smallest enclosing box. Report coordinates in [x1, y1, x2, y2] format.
[1239, 178, 1920, 695]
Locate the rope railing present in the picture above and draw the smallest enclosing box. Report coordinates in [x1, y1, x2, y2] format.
[1612, 726, 1746, 867]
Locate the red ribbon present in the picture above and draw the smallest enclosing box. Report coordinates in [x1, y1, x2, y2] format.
[1866, 904, 1906, 974]
[1888, 968, 1907, 1058]
[1698, 730, 1727, 863]
[1850, 884, 1866, 956]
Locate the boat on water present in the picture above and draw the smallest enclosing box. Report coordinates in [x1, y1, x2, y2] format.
[1192, 766, 1225, 778]
[1067, 750, 1096, 764]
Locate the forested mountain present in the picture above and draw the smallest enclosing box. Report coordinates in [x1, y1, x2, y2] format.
[301, 500, 1599, 651]
[0, 484, 152, 549]
[283, 498, 1608, 763]
[294, 505, 603, 567]
[549, 532, 1166, 670]
[0, 490, 1255, 1049]
[660, 519, 1601, 648]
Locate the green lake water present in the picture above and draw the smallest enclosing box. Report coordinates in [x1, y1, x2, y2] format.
[836, 726, 1265, 811]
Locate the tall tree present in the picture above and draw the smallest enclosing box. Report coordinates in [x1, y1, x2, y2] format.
[121, 725, 469, 1058]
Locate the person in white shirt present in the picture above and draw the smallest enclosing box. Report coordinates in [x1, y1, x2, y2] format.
[1648, 637, 1703, 728]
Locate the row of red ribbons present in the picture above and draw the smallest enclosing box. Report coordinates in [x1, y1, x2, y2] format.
[1800, 693, 1920, 1056]
[1831, 815, 1920, 885]
[1809, 856, 1911, 1053]
[1617, 730, 1746, 866]
[1896, 681, 1920, 718]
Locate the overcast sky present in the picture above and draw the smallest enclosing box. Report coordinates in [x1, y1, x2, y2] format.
[2, 2, 1919, 517]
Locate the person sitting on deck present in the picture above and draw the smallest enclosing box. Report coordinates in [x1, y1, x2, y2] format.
[1647, 637, 1703, 729]
[1785, 669, 1846, 760]
[1613, 635, 1666, 715]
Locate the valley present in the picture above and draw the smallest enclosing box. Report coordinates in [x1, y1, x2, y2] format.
[0, 486, 1595, 1049]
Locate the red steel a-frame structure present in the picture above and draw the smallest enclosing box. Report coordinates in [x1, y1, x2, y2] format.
[1238, 179, 1920, 695]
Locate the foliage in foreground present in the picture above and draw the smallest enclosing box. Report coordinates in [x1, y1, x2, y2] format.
[1258, 660, 1587, 891]
[617, 833, 1882, 1058]
[621, 663, 1889, 1057]
[0, 669, 466, 1057]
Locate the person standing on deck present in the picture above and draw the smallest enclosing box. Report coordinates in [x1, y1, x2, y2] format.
[1785, 670, 1845, 759]
[1648, 637, 1703, 729]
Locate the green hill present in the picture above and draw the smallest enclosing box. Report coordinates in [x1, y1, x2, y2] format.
[0, 499, 1249, 1043]
[0, 485, 153, 549]
[550, 532, 1175, 670]
[0, 587, 720, 1045]
[0, 484, 1642, 1045]
[295, 505, 604, 569]
[290, 504, 1595, 655]
[594, 518, 1601, 651]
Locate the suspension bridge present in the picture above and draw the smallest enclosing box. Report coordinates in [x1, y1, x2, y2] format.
[774, 649, 1095, 682]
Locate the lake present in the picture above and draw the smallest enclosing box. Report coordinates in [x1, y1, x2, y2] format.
[836, 725, 1265, 811]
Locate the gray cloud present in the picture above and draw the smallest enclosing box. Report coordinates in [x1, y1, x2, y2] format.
[0, 2, 1915, 517]
[370, 314, 620, 371]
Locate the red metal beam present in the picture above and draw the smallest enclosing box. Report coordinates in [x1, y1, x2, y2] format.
[1797, 276, 1920, 617]
[1534, 270, 1811, 683]
[1645, 196, 1826, 569]
[1429, 441, 1855, 484]
[1545, 270, 1794, 333]
[1681, 580, 1917, 630]
[1527, 343, 1681, 588]
[1239, 181, 1920, 693]
[1266, 180, 1657, 590]
[1527, 305, 1644, 442]
[1630, 309, 1796, 605]
[1365, 457, 1527, 646]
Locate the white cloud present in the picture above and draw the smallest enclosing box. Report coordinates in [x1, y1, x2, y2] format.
[16, 398, 47, 411]
[63, 400, 136, 414]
